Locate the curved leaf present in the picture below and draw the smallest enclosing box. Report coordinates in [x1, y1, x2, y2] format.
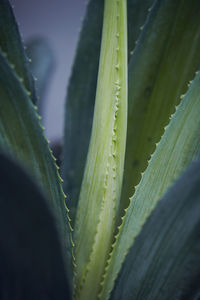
[111, 157, 200, 300]
[0, 50, 72, 276]
[0, 152, 71, 300]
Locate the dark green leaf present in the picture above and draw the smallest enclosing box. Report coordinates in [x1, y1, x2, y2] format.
[0, 152, 71, 299]
[0, 0, 37, 104]
[0, 50, 72, 277]
[111, 158, 200, 300]
[122, 0, 200, 209]
[127, 0, 154, 61]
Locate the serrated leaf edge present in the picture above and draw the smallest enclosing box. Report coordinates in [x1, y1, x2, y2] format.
[0, 48, 76, 269]
[98, 70, 199, 299]
[74, 0, 126, 297]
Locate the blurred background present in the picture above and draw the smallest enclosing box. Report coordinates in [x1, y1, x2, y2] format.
[9, 0, 87, 142]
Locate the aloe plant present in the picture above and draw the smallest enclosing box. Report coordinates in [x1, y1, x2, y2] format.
[0, 0, 200, 299]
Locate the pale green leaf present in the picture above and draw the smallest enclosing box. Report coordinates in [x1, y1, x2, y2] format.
[73, 0, 127, 298]
[62, 0, 154, 225]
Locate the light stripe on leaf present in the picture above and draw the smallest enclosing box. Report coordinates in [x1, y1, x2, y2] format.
[62, 0, 154, 226]
[100, 70, 200, 299]
[73, 0, 127, 299]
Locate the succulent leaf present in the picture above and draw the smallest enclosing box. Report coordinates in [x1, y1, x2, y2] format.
[0, 0, 37, 104]
[122, 0, 200, 209]
[0, 152, 71, 300]
[62, 0, 155, 225]
[73, 0, 127, 298]
[62, 0, 104, 224]
[100, 69, 200, 299]
[111, 157, 200, 300]
[1, 0, 200, 299]
[0, 50, 72, 278]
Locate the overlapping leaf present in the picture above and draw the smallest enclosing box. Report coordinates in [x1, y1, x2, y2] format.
[62, 0, 155, 224]
[111, 157, 200, 300]
[0, 152, 71, 300]
[62, 0, 104, 223]
[0, 50, 72, 277]
[100, 69, 200, 300]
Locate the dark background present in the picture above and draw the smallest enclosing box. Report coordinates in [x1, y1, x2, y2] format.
[10, 0, 87, 141]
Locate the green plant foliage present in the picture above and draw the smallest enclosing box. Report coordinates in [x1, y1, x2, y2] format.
[0, 0, 200, 299]
[62, 0, 104, 224]
[100, 69, 200, 300]
[0, 0, 37, 104]
[73, 1, 127, 298]
[0, 42, 73, 281]
[62, 0, 155, 225]
[122, 0, 200, 209]
[111, 157, 200, 300]
[0, 152, 71, 299]
[127, 0, 154, 61]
